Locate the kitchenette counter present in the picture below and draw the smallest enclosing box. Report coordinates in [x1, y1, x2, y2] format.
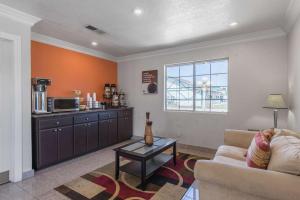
[32, 107, 133, 118]
[32, 107, 133, 170]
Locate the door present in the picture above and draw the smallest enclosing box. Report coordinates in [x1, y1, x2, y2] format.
[39, 129, 59, 168]
[58, 126, 74, 161]
[109, 119, 118, 145]
[99, 120, 109, 148]
[74, 124, 87, 156]
[0, 38, 14, 184]
[87, 122, 99, 152]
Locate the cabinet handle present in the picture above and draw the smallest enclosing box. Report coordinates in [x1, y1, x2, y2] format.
[56, 121, 60, 125]
[53, 129, 58, 132]
[58, 128, 62, 132]
[85, 118, 89, 121]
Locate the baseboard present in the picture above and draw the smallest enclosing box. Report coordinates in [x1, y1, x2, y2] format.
[177, 143, 217, 154]
[22, 169, 34, 180]
[0, 171, 9, 185]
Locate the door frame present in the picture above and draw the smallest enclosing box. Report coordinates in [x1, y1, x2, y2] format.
[0, 32, 23, 182]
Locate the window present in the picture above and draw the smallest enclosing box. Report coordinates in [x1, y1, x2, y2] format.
[165, 58, 228, 112]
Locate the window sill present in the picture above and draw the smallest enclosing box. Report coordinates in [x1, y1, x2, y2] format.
[164, 110, 228, 115]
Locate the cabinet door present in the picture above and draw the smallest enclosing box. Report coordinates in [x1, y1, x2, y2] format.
[118, 117, 133, 142]
[99, 120, 109, 148]
[109, 119, 118, 145]
[126, 114, 133, 139]
[58, 126, 73, 161]
[118, 117, 126, 142]
[87, 122, 99, 152]
[74, 124, 87, 156]
[39, 128, 58, 168]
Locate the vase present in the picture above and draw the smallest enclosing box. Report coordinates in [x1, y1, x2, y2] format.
[144, 112, 153, 146]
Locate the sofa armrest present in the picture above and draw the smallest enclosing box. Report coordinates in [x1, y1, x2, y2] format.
[194, 160, 300, 200]
[224, 129, 256, 149]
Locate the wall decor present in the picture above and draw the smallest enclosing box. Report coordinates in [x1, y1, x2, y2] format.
[142, 70, 158, 94]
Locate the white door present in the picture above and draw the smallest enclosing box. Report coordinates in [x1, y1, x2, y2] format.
[0, 38, 14, 184]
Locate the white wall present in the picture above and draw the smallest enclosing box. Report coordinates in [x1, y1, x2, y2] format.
[0, 16, 33, 174]
[0, 38, 14, 173]
[287, 16, 300, 130]
[118, 37, 288, 149]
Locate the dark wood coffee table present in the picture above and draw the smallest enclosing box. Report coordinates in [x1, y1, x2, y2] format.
[114, 137, 176, 190]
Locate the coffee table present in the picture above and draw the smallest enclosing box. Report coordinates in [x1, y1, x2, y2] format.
[114, 137, 176, 190]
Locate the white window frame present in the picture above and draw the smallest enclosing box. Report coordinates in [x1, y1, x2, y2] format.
[164, 58, 229, 113]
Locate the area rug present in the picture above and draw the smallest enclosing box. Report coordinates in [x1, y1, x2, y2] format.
[55, 152, 209, 200]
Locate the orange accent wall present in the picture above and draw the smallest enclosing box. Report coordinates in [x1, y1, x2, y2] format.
[31, 41, 117, 100]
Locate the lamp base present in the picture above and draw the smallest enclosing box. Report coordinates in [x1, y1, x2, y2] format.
[273, 109, 278, 128]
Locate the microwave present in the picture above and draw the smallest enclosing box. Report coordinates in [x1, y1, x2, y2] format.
[47, 97, 80, 113]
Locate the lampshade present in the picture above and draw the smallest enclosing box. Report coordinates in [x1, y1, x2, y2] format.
[264, 94, 288, 109]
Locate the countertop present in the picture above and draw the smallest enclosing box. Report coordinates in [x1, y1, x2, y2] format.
[32, 107, 133, 118]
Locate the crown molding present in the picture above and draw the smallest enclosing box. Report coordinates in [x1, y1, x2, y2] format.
[116, 28, 286, 62]
[31, 32, 117, 62]
[0, 4, 40, 26]
[284, 0, 300, 32]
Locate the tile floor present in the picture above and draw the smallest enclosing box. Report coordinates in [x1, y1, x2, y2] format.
[0, 140, 215, 200]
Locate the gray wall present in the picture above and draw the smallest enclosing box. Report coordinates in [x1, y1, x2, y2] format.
[288, 16, 300, 131]
[118, 37, 288, 149]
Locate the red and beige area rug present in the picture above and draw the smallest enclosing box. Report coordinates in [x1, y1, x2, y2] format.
[55, 152, 209, 200]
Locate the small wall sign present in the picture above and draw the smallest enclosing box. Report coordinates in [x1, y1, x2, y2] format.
[142, 70, 158, 94]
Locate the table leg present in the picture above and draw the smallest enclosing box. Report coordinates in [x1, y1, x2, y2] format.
[173, 142, 177, 165]
[141, 160, 146, 190]
[115, 152, 119, 180]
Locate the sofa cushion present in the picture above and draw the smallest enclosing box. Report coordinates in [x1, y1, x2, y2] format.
[246, 132, 271, 169]
[274, 129, 300, 139]
[268, 136, 300, 175]
[213, 155, 247, 168]
[215, 145, 247, 161]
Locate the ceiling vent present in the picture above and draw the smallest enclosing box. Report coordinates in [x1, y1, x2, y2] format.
[85, 25, 106, 35]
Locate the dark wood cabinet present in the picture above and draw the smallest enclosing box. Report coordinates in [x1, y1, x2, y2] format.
[99, 120, 109, 148]
[87, 122, 99, 152]
[74, 123, 87, 156]
[118, 109, 133, 142]
[58, 126, 73, 161]
[39, 117, 73, 130]
[99, 119, 118, 147]
[39, 128, 58, 168]
[32, 108, 133, 170]
[108, 119, 118, 145]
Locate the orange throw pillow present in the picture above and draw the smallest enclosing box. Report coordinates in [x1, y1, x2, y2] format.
[246, 132, 271, 169]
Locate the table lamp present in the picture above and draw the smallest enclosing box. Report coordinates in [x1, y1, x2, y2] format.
[263, 94, 288, 128]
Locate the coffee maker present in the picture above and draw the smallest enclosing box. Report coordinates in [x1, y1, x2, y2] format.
[32, 78, 51, 114]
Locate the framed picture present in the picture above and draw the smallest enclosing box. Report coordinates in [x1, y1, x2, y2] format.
[142, 70, 158, 94]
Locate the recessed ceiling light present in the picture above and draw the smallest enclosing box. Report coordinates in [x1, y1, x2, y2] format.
[229, 22, 238, 27]
[91, 41, 98, 46]
[133, 8, 143, 16]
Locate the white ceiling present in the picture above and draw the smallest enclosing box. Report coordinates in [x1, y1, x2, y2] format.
[0, 0, 292, 57]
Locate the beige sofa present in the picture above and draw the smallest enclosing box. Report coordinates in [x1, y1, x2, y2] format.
[194, 129, 300, 200]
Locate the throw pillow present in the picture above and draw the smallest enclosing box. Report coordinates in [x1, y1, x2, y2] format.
[243, 129, 273, 157]
[268, 136, 300, 175]
[262, 128, 275, 141]
[246, 132, 271, 169]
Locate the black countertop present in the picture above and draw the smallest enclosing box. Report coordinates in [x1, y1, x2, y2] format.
[32, 107, 133, 118]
